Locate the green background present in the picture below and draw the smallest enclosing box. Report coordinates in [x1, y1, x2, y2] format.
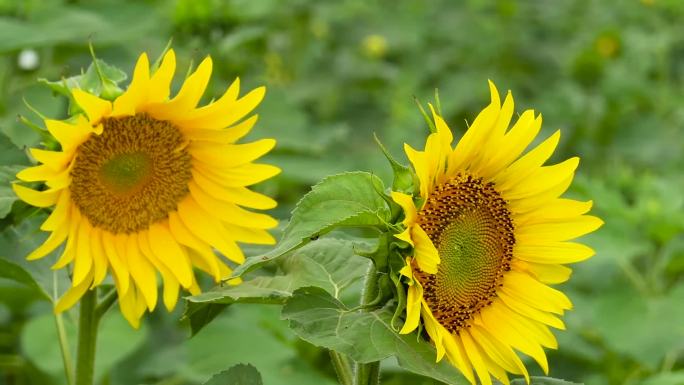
[1, 0, 683, 384]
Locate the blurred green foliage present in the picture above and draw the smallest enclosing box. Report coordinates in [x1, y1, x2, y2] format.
[0, 0, 683, 384]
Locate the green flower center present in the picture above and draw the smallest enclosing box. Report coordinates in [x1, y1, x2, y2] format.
[70, 113, 192, 234]
[99, 152, 152, 194]
[415, 173, 514, 334]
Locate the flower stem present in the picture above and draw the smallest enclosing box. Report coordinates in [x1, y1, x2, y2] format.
[75, 289, 98, 385]
[53, 271, 74, 385]
[330, 350, 354, 385]
[354, 264, 381, 385]
[54, 312, 74, 385]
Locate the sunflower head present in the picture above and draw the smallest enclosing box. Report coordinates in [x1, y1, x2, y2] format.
[392, 81, 603, 385]
[13, 49, 280, 327]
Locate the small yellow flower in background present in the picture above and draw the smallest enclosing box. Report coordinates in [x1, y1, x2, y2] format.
[393, 82, 603, 385]
[13, 50, 280, 328]
[362, 34, 388, 59]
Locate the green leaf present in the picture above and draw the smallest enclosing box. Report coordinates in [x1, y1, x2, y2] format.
[0, 259, 45, 298]
[232, 172, 389, 277]
[282, 287, 469, 385]
[0, 215, 70, 302]
[373, 133, 414, 192]
[21, 308, 148, 383]
[203, 364, 263, 385]
[185, 238, 370, 335]
[510, 378, 582, 385]
[0, 165, 23, 219]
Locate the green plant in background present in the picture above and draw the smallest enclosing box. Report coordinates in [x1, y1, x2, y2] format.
[1, 1, 684, 385]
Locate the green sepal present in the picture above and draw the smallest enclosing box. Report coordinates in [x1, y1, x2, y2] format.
[373, 133, 415, 194]
[414, 96, 437, 134]
[38, 54, 127, 114]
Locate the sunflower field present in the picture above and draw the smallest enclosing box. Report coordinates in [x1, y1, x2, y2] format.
[1, 1, 683, 385]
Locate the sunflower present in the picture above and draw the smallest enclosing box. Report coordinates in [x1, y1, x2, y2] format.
[392, 82, 602, 385]
[13, 50, 279, 327]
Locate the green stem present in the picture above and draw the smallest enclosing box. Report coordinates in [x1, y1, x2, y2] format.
[75, 289, 98, 385]
[354, 264, 381, 385]
[95, 288, 118, 321]
[54, 313, 75, 385]
[329, 350, 354, 385]
[53, 270, 75, 385]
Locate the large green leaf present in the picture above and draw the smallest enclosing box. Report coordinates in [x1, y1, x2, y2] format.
[184, 238, 370, 335]
[142, 306, 337, 385]
[21, 308, 148, 384]
[233, 172, 389, 277]
[281, 287, 469, 385]
[0, 215, 70, 302]
[0, 165, 23, 219]
[203, 364, 263, 385]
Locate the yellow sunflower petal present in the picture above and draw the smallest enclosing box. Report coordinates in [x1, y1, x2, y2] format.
[147, 223, 194, 288]
[194, 163, 281, 187]
[412, 225, 440, 274]
[118, 284, 143, 329]
[54, 276, 94, 314]
[190, 139, 276, 169]
[168, 212, 221, 281]
[178, 77, 240, 122]
[502, 271, 572, 314]
[493, 130, 561, 191]
[177, 197, 246, 264]
[448, 81, 501, 172]
[390, 191, 417, 227]
[483, 111, 541, 179]
[112, 52, 151, 116]
[514, 241, 595, 264]
[40, 190, 71, 231]
[399, 281, 423, 334]
[188, 181, 277, 229]
[12, 184, 61, 207]
[44, 116, 93, 151]
[404, 143, 431, 198]
[122, 233, 158, 311]
[442, 334, 476, 385]
[137, 231, 181, 311]
[183, 114, 258, 143]
[421, 307, 446, 361]
[29, 148, 73, 171]
[89, 228, 109, 287]
[52, 206, 80, 269]
[147, 56, 213, 119]
[515, 199, 593, 226]
[180, 85, 266, 130]
[512, 259, 572, 284]
[102, 231, 130, 295]
[516, 215, 604, 243]
[27, 222, 69, 261]
[190, 169, 276, 209]
[478, 308, 549, 374]
[147, 49, 177, 104]
[71, 89, 112, 124]
[72, 219, 93, 286]
[502, 157, 579, 200]
[507, 174, 574, 215]
[461, 331, 494, 385]
[17, 164, 59, 183]
[470, 325, 530, 383]
[498, 289, 565, 330]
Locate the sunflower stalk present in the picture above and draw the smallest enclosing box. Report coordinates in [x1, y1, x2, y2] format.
[354, 264, 382, 385]
[330, 350, 354, 385]
[74, 290, 99, 385]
